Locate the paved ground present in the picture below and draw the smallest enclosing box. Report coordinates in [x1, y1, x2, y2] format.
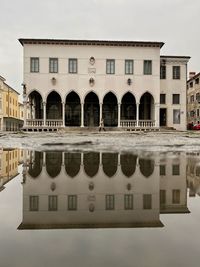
[1, 130, 200, 153]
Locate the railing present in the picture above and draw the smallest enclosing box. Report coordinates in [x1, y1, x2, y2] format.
[46, 120, 63, 127]
[26, 119, 44, 127]
[120, 120, 137, 127]
[120, 120, 155, 128]
[26, 119, 63, 127]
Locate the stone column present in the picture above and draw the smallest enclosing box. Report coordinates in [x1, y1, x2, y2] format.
[62, 102, 65, 127]
[81, 103, 84, 127]
[99, 103, 103, 125]
[154, 103, 160, 127]
[136, 103, 139, 127]
[118, 103, 121, 127]
[43, 102, 46, 126]
[23, 100, 27, 127]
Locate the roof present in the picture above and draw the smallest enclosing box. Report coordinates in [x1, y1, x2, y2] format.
[187, 72, 200, 83]
[160, 55, 191, 60]
[19, 38, 164, 48]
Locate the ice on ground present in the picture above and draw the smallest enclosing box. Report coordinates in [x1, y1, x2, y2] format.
[1, 130, 200, 153]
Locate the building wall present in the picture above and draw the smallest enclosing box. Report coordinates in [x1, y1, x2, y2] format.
[23, 44, 161, 104]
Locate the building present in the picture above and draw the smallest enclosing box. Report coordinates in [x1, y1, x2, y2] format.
[0, 75, 23, 131]
[19, 38, 190, 131]
[187, 72, 200, 126]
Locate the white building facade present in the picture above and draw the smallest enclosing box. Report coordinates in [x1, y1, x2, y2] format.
[19, 39, 190, 131]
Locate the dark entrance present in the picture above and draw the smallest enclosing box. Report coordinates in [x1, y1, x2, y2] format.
[65, 92, 81, 126]
[160, 108, 167, 126]
[84, 92, 99, 127]
[103, 92, 118, 127]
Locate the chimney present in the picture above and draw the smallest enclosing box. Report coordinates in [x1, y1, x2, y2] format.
[189, 72, 196, 79]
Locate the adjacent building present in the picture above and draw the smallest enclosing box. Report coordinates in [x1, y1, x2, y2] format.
[187, 72, 200, 126]
[0, 75, 23, 131]
[19, 38, 190, 131]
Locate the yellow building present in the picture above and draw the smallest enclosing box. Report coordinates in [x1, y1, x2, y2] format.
[0, 75, 23, 131]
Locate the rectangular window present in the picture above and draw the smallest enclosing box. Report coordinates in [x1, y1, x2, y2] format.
[30, 57, 39, 72]
[29, 196, 39, 211]
[172, 94, 180, 104]
[195, 78, 199, 84]
[172, 189, 180, 204]
[190, 95, 194, 103]
[49, 58, 58, 73]
[144, 60, 152, 75]
[106, 59, 115, 74]
[160, 65, 166, 79]
[160, 94, 166, 104]
[143, 194, 152, 209]
[124, 194, 134, 210]
[197, 109, 199, 117]
[173, 66, 180, 79]
[48, 195, 58, 211]
[68, 58, 77, 73]
[190, 82, 193, 88]
[160, 165, 166, 176]
[68, 195, 77, 210]
[160, 190, 166, 205]
[173, 109, 180, 124]
[105, 194, 115, 210]
[125, 60, 134, 74]
[172, 164, 180, 175]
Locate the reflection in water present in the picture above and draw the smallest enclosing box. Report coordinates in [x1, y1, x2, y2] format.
[16, 150, 200, 230]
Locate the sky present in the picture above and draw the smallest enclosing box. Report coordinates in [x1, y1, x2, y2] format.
[0, 0, 200, 94]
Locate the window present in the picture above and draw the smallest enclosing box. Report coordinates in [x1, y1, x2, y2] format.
[68, 58, 77, 73]
[68, 195, 77, 210]
[172, 164, 180, 175]
[48, 195, 58, 211]
[172, 189, 180, 204]
[124, 194, 133, 210]
[106, 59, 115, 74]
[196, 93, 200, 103]
[125, 60, 134, 74]
[197, 109, 199, 117]
[29, 196, 39, 211]
[144, 60, 152, 75]
[30, 57, 39, 72]
[160, 190, 166, 205]
[105, 194, 115, 210]
[190, 95, 194, 103]
[173, 66, 180, 79]
[195, 78, 199, 84]
[49, 58, 58, 73]
[172, 94, 180, 104]
[143, 194, 152, 209]
[160, 65, 166, 79]
[160, 165, 166, 176]
[173, 109, 180, 124]
[160, 94, 166, 104]
[190, 82, 193, 88]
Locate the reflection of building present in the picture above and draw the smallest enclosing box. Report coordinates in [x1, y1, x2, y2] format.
[187, 72, 200, 125]
[19, 38, 189, 131]
[187, 155, 200, 197]
[0, 75, 23, 131]
[19, 151, 190, 229]
[0, 148, 20, 191]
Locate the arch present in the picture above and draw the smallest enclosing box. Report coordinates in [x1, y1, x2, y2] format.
[65, 152, 81, 177]
[139, 158, 154, 178]
[28, 151, 43, 178]
[84, 152, 99, 177]
[139, 92, 155, 120]
[120, 154, 137, 177]
[46, 152, 62, 178]
[65, 91, 81, 126]
[28, 90, 43, 119]
[46, 91, 62, 119]
[103, 92, 118, 127]
[84, 92, 99, 127]
[102, 153, 118, 177]
[121, 92, 136, 120]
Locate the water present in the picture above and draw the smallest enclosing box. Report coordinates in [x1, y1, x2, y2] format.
[0, 149, 200, 267]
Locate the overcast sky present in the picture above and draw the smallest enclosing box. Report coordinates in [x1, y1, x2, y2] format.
[0, 0, 200, 94]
